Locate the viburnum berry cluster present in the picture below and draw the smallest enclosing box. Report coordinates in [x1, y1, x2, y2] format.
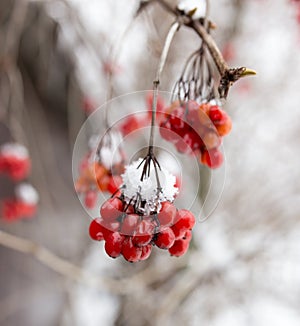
[89, 157, 196, 262]
[75, 131, 125, 209]
[1, 183, 39, 222]
[77, 0, 255, 263]
[0, 142, 39, 222]
[0, 143, 31, 181]
[159, 99, 232, 169]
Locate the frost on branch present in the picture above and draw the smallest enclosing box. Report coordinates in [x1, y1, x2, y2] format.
[177, 0, 207, 20]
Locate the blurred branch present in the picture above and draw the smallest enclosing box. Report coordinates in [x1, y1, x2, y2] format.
[0, 229, 188, 295]
[0, 229, 121, 292]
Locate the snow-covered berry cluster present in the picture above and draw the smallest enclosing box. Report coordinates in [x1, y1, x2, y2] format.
[1, 183, 39, 222]
[0, 143, 31, 181]
[89, 158, 196, 262]
[159, 100, 232, 168]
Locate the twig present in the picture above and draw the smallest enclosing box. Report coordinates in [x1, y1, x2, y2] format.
[154, 0, 256, 98]
[149, 20, 180, 149]
[0, 229, 188, 295]
[0, 229, 126, 293]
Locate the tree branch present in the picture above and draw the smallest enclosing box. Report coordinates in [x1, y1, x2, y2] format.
[154, 0, 256, 98]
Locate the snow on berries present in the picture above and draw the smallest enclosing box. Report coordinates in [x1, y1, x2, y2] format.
[89, 155, 196, 262]
[75, 130, 125, 209]
[159, 100, 232, 169]
[0, 142, 31, 181]
[1, 183, 39, 222]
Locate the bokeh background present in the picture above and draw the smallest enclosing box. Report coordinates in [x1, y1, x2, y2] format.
[1, 0, 300, 325]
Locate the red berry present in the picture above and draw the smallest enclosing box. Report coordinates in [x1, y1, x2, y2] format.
[174, 209, 196, 231]
[132, 234, 152, 247]
[171, 224, 186, 240]
[84, 190, 97, 209]
[182, 230, 192, 242]
[102, 219, 121, 234]
[107, 175, 122, 194]
[140, 244, 152, 261]
[100, 197, 123, 221]
[168, 239, 190, 257]
[159, 121, 176, 142]
[120, 116, 140, 136]
[201, 149, 223, 169]
[122, 238, 142, 262]
[121, 213, 139, 235]
[104, 232, 125, 258]
[138, 217, 155, 234]
[175, 133, 192, 154]
[209, 106, 224, 122]
[154, 227, 175, 249]
[158, 201, 177, 228]
[89, 218, 110, 241]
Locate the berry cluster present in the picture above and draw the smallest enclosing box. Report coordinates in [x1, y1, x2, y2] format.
[0, 143, 31, 181]
[1, 183, 39, 222]
[89, 195, 195, 262]
[89, 157, 195, 262]
[159, 100, 232, 168]
[75, 131, 125, 209]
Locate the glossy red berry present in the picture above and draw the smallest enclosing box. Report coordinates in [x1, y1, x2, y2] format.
[158, 201, 177, 228]
[89, 218, 110, 241]
[168, 239, 190, 257]
[209, 106, 225, 123]
[107, 175, 122, 194]
[140, 244, 152, 261]
[121, 213, 140, 235]
[122, 238, 142, 262]
[174, 209, 196, 231]
[182, 230, 192, 241]
[154, 227, 175, 249]
[104, 232, 125, 258]
[120, 116, 140, 136]
[100, 197, 123, 221]
[171, 224, 186, 240]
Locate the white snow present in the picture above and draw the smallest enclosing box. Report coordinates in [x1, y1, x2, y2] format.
[0, 142, 29, 159]
[121, 158, 178, 213]
[15, 183, 39, 204]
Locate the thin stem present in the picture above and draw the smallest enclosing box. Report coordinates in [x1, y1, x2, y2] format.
[148, 20, 180, 149]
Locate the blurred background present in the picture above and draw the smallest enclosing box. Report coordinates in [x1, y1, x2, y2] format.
[1, 0, 300, 325]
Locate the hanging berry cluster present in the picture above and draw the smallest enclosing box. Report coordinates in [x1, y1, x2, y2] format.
[0, 142, 39, 222]
[75, 131, 125, 209]
[82, 0, 255, 262]
[2, 183, 39, 222]
[0, 143, 31, 181]
[89, 157, 195, 262]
